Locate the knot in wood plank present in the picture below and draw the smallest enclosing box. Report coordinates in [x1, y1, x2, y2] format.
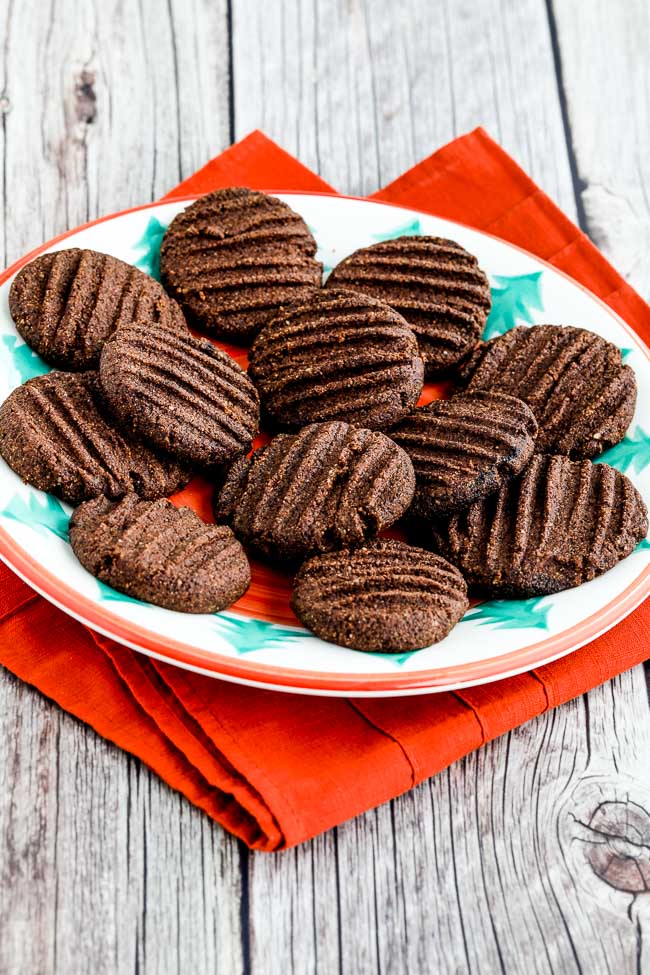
[74, 70, 97, 125]
[576, 800, 650, 893]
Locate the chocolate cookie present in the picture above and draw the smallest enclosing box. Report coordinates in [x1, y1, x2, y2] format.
[290, 539, 468, 651]
[9, 248, 187, 371]
[214, 420, 415, 562]
[70, 494, 250, 612]
[428, 454, 648, 598]
[248, 289, 424, 431]
[390, 390, 537, 517]
[325, 236, 491, 376]
[159, 187, 322, 342]
[0, 371, 189, 505]
[458, 325, 636, 458]
[99, 321, 260, 468]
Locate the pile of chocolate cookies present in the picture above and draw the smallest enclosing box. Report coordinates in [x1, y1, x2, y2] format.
[1, 187, 647, 654]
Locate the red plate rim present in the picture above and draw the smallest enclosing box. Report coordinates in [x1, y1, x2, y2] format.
[0, 191, 648, 695]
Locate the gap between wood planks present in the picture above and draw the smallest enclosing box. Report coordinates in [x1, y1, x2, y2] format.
[544, 0, 588, 233]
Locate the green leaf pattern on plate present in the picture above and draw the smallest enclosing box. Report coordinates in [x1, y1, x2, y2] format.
[321, 256, 335, 278]
[596, 427, 650, 475]
[1, 491, 69, 540]
[95, 579, 152, 607]
[367, 649, 420, 667]
[1, 335, 50, 383]
[483, 271, 544, 340]
[462, 597, 552, 631]
[94, 584, 306, 654]
[97, 584, 307, 654]
[371, 217, 422, 241]
[214, 614, 306, 654]
[133, 216, 167, 281]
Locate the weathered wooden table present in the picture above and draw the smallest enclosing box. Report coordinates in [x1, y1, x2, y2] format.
[1, 1, 649, 972]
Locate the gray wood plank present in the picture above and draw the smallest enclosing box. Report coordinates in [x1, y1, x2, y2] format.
[0, 2, 244, 973]
[232, 0, 576, 213]
[551, 0, 650, 302]
[0, 0, 231, 265]
[0, 670, 245, 975]
[231, 1, 650, 971]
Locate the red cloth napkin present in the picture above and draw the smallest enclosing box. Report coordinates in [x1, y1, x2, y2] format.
[1, 129, 649, 851]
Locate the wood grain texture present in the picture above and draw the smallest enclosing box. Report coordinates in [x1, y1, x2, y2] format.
[0, 0, 230, 265]
[551, 0, 650, 302]
[0, 671, 244, 975]
[232, 0, 576, 212]
[0, 2, 243, 974]
[1, 0, 650, 973]
[232, 1, 650, 971]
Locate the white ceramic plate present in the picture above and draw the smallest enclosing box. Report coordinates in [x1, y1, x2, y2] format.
[0, 192, 648, 696]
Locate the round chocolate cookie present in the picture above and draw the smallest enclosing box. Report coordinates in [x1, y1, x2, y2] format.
[290, 539, 468, 652]
[9, 248, 187, 371]
[159, 187, 322, 342]
[214, 420, 415, 562]
[0, 371, 189, 505]
[99, 321, 260, 468]
[458, 324, 636, 458]
[325, 236, 491, 376]
[70, 494, 250, 613]
[390, 390, 537, 518]
[428, 454, 648, 598]
[248, 289, 424, 431]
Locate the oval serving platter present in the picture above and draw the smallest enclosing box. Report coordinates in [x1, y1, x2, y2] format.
[0, 192, 648, 697]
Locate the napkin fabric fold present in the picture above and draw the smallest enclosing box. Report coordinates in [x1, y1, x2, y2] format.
[1, 128, 648, 850]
